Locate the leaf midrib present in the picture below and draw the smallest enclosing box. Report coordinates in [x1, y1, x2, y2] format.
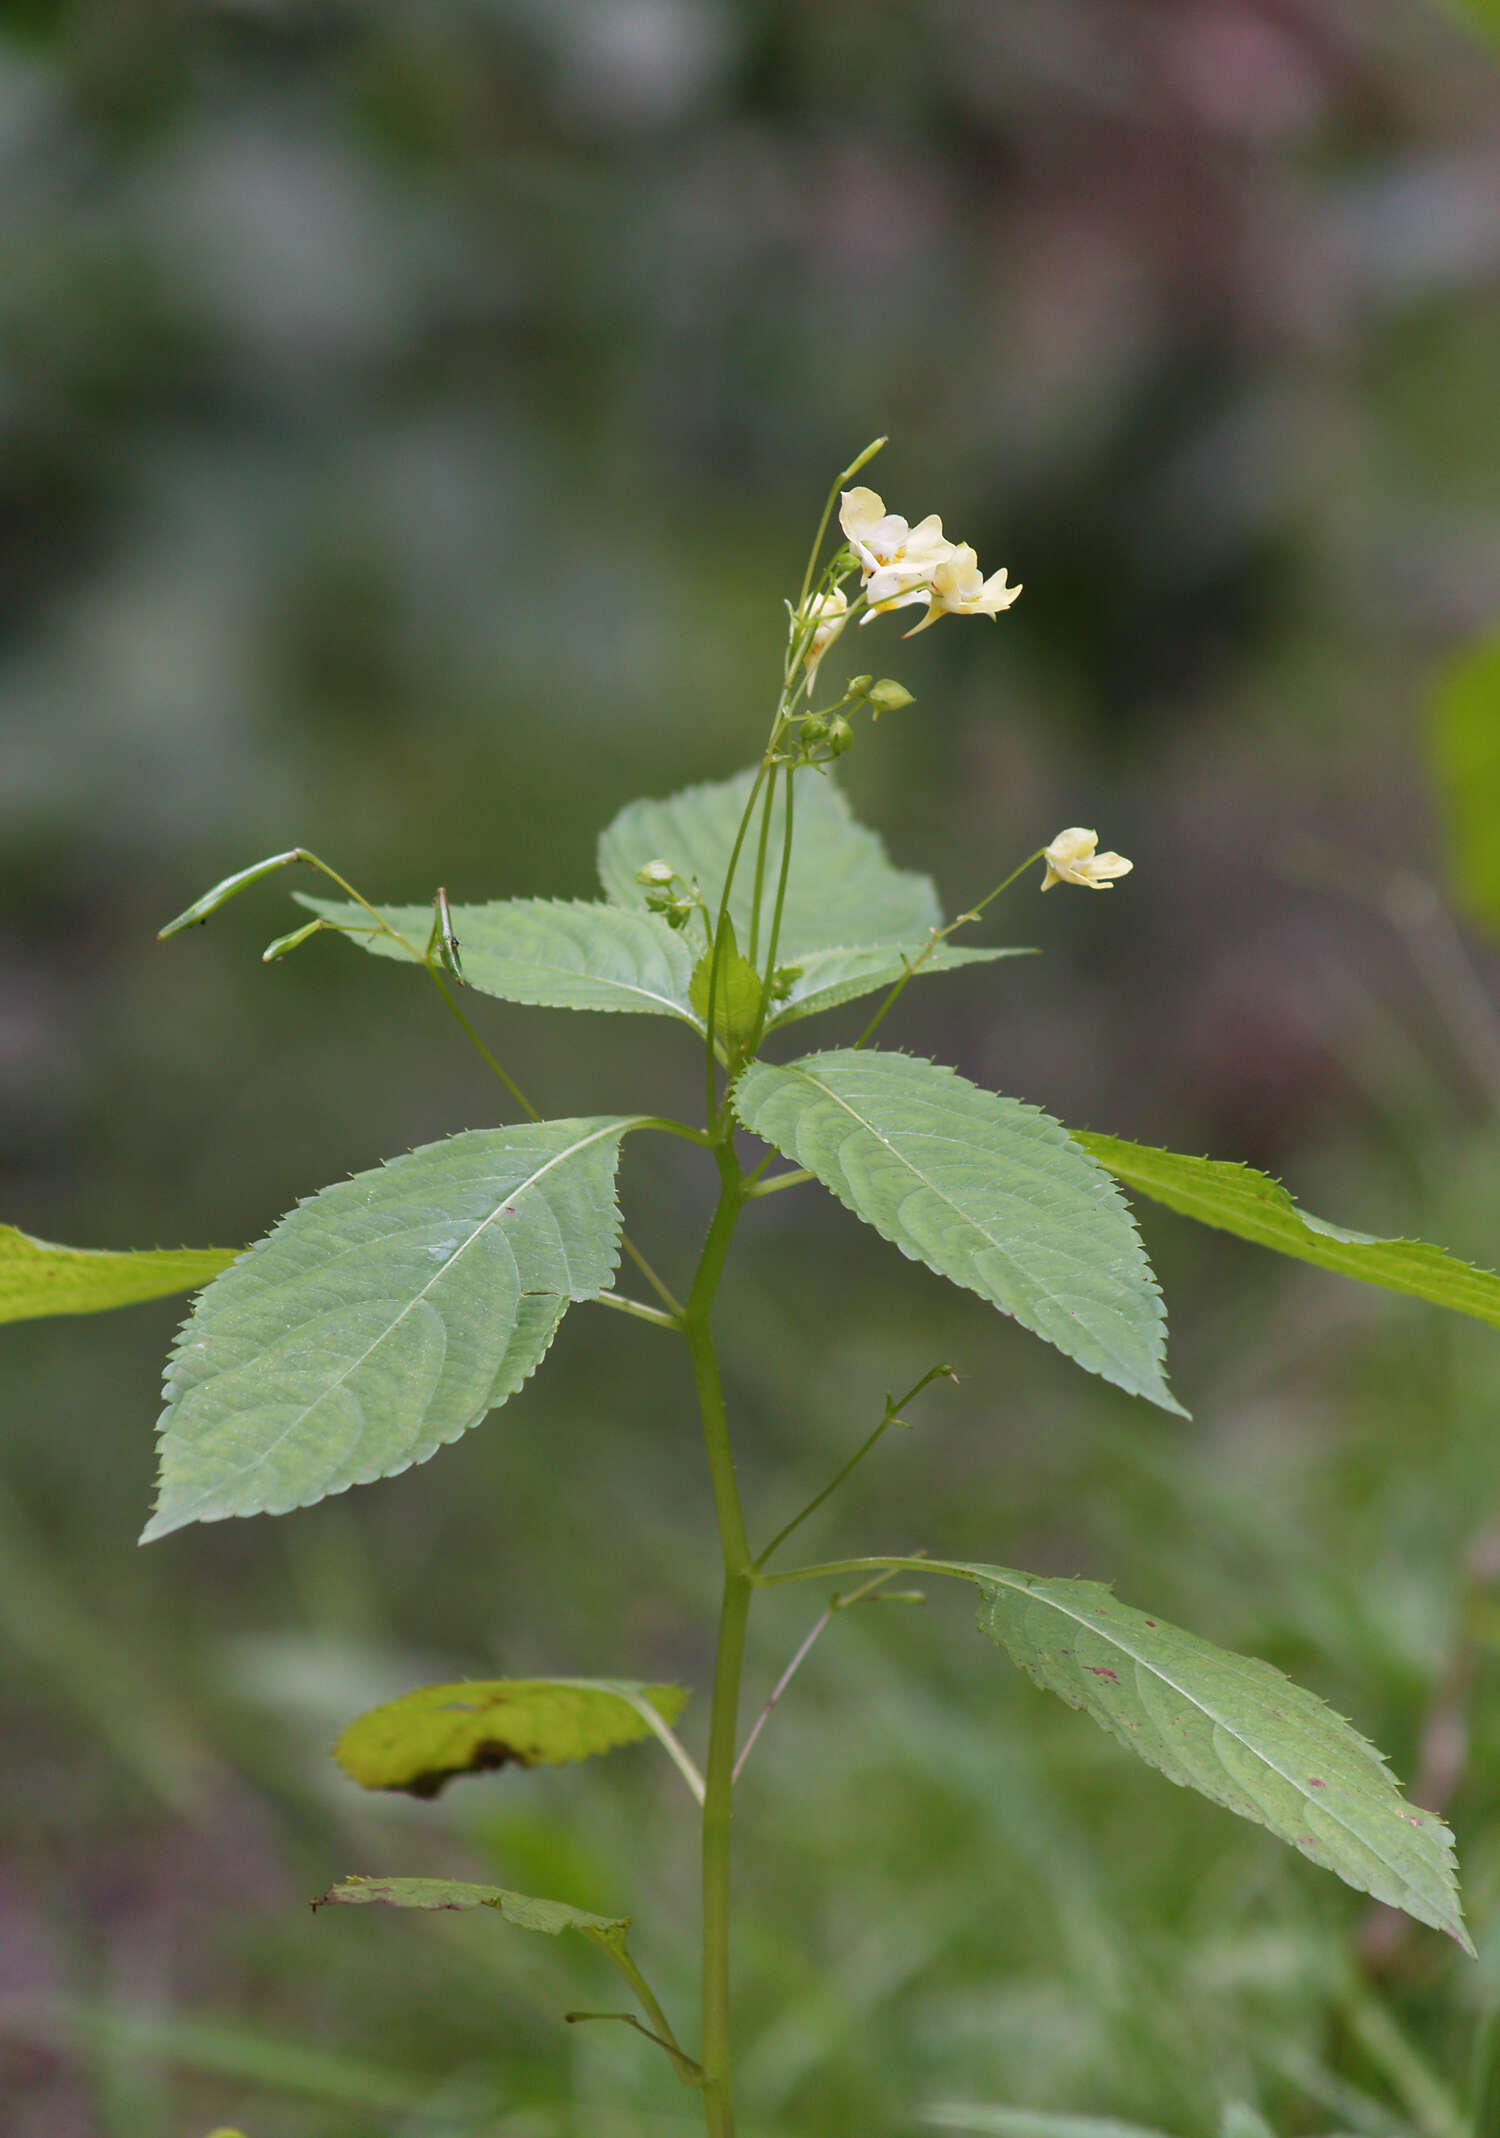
[976, 1568, 1434, 1900]
[780, 1064, 1159, 1386]
[163, 1118, 633, 1518]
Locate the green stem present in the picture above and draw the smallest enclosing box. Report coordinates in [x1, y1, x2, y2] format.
[755, 1365, 953, 1570]
[853, 848, 1045, 1051]
[427, 967, 541, 1122]
[753, 765, 797, 1052]
[683, 1146, 755, 2137]
[794, 436, 886, 617]
[745, 763, 780, 971]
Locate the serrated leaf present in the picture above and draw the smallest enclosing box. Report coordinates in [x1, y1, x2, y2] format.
[314, 1876, 628, 1952]
[0, 1226, 237, 1324]
[766, 942, 1029, 1030]
[143, 1118, 635, 1541]
[955, 1562, 1470, 1952]
[298, 896, 701, 1027]
[734, 1050, 1183, 1414]
[1431, 627, 1500, 937]
[335, 1677, 689, 1797]
[689, 922, 763, 1054]
[1076, 1133, 1500, 1333]
[598, 767, 940, 953]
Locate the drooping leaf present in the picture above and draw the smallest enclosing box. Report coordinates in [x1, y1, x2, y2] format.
[734, 1050, 1183, 1414]
[1430, 626, 1500, 937]
[598, 767, 941, 953]
[313, 1876, 628, 1953]
[298, 896, 702, 1027]
[0, 1227, 237, 1324]
[1075, 1133, 1500, 1333]
[143, 1118, 636, 1541]
[335, 1678, 689, 1797]
[690, 922, 763, 1054]
[954, 1561, 1469, 1952]
[766, 942, 1029, 1031]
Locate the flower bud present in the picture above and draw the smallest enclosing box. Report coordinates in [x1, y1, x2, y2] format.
[824, 714, 854, 757]
[867, 679, 914, 716]
[635, 859, 676, 888]
[845, 674, 874, 699]
[799, 713, 830, 748]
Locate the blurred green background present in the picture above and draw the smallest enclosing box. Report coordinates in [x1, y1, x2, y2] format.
[4, 3, 1500, 2134]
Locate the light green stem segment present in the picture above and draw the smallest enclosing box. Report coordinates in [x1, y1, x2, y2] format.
[683, 1145, 755, 2138]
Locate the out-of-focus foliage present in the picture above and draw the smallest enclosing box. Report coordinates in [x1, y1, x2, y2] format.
[5, 1, 1500, 2134]
[1431, 629, 1500, 936]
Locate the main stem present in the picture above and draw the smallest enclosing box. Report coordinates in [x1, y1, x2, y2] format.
[684, 1144, 755, 2138]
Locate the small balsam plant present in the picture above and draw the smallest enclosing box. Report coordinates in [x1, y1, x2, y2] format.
[9, 441, 1499, 2136]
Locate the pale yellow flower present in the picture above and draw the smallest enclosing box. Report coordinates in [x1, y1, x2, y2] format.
[838, 486, 954, 616]
[796, 585, 849, 684]
[1040, 827, 1133, 892]
[904, 543, 1021, 636]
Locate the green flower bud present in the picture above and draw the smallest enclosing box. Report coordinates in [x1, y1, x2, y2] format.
[868, 679, 914, 716]
[798, 712, 831, 747]
[824, 714, 854, 757]
[635, 859, 676, 888]
[845, 674, 874, 699]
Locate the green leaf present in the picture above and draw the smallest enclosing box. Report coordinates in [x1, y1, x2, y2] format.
[1431, 627, 1500, 936]
[313, 1875, 628, 1953]
[298, 896, 702, 1027]
[0, 1226, 237, 1324]
[143, 1118, 635, 1541]
[958, 1562, 1470, 1952]
[765, 941, 1028, 1030]
[598, 767, 941, 953]
[734, 1050, 1183, 1414]
[689, 922, 763, 1054]
[1075, 1133, 1500, 1334]
[1431, 0, 1500, 57]
[335, 1677, 689, 1797]
[924, 2111, 1174, 2138]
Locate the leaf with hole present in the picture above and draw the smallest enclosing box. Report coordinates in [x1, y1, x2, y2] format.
[598, 767, 941, 953]
[734, 1050, 1182, 1413]
[335, 1678, 689, 1797]
[0, 1227, 238, 1325]
[143, 1117, 636, 1541]
[1076, 1132, 1500, 1333]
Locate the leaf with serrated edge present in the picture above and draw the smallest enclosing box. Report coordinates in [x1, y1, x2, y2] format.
[298, 897, 702, 1027]
[336, 1678, 689, 1797]
[1076, 1133, 1500, 1333]
[767, 943, 1030, 1030]
[143, 1118, 635, 1541]
[314, 1876, 627, 1951]
[734, 1050, 1183, 1414]
[598, 767, 940, 953]
[950, 1561, 1470, 1952]
[0, 1226, 237, 1324]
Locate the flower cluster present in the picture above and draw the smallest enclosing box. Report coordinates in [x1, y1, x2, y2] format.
[839, 487, 1021, 635]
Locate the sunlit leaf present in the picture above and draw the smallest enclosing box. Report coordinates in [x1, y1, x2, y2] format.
[950, 1561, 1470, 1952]
[924, 2110, 1174, 2138]
[1076, 1133, 1500, 1332]
[335, 1677, 689, 1797]
[299, 896, 703, 1026]
[598, 767, 941, 953]
[143, 1118, 635, 1540]
[0, 1226, 237, 1324]
[314, 1875, 628, 1953]
[734, 1050, 1183, 1414]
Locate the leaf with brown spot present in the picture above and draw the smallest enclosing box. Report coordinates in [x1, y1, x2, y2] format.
[334, 1678, 689, 1797]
